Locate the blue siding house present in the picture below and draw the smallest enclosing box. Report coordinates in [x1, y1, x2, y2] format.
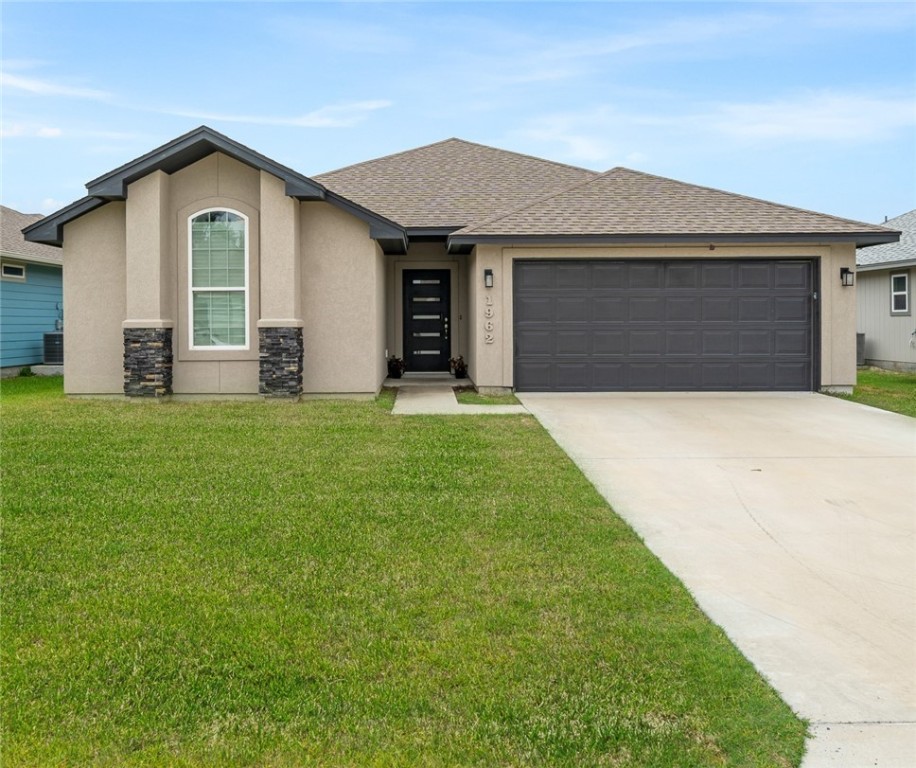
[1, 205, 63, 374]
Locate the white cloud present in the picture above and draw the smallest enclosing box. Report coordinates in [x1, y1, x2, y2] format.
[0, 123, 63, 138]
[158, 100, 394, 128]
[40, 198, 67, 214]
[512, 88, 916, 170]
[705, 92, 916, 142]
[0, 71, 110, 100]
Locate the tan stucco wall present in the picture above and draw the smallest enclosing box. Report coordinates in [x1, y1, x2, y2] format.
[63, 203, 126, 394]
[125, 171, 172, 324]
[170, 154, 261, 392]
[300, 201, 385, 394]
[469, 243, 858, 391]
[857, 266, 916, 369]
[259, 171, 301, 325]
[385, 242, 469, 368]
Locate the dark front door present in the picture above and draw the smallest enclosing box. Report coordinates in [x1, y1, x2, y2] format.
[403, 269, 451, 372]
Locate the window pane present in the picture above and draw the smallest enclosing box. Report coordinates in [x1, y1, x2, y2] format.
[190, 210, 246, 290]
[893, 294, 907, 312]
[193, 291, 246, 347]
[892, 275, 907, 293]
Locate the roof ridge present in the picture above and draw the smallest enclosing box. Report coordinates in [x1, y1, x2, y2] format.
[315, 137, 599, 179]
[609, 166, 897, 233]
[314, 137, 465, 178]
[459, 166, 622, 233]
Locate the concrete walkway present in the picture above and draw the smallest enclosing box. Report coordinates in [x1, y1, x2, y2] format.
[520, 392, 916, 767]
[392, 385, 528, 415]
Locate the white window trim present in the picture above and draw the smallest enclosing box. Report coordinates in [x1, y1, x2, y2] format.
[1, 261, 27, 281]
[187, 208, 250, 351]
[890, 272, 909, 315]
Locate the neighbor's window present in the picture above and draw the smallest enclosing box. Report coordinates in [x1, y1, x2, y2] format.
[1, 262, 26, 281]
[890, 272, 909, 315]
[189, 209, 248, 349]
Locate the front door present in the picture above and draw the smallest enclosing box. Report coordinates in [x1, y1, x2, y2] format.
[403, 269, 451, 372]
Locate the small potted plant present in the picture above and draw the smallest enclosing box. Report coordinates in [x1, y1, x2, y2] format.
[387, 355, 406, 379]
[449, 355, 468, 379]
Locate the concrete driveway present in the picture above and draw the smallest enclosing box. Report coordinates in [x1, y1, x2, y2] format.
[519, 392, 915, 767]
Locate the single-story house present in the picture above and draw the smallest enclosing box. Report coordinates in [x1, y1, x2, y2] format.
[856, 209, 915, 372]
[23, 126, 900, 397]
[1, 205, 64, 376]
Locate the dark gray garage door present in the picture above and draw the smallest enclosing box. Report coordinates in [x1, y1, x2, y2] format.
[514, 259, 815, 392]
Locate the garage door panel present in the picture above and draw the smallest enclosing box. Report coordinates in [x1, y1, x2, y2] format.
[701, 263, 735, 289]
[738, 297, 770, 322]
[593, 263, 627, 288]
[514, 260, 814, 392]
[738, 330, 771, 355]
[593, 297, 626, 321]
[556, 264, 590, 289]
[593, 330, 626, 355]
[775, 362, 811, 389]
[666, 363, 700, 389]
[630, 330, 663, 355]
[516, 329, 553, 356]
[629, 296, 663, 321]
[516, 296, 553, 323]
[666, 263, 699, 289]
[556, 297, 589, 322]
[702, 297, 734, 322]
[556, 363, 590, 390]
[774, 297, 809, 322]
[667, 330, 699, 355]
[738, 263, 772, 288]
[556, 331, 589, 356]
[775, 330, 809, 355]
[629, 264, 663, 289]
[666, 297, 700, 322]
[775, 262, 811, 289]
[702, 330, 735, 355]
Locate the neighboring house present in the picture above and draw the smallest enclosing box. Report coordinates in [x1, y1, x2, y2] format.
[23, 126, 899, 398]
[856, 209, 916, 372]
[1, 205, 63, 376]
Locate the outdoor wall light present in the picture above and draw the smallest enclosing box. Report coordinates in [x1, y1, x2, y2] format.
[484, 268, 494, 288]
[840, 267, 855, 287]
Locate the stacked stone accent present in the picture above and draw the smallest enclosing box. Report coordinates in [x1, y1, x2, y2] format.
[124, 328, 173, 397]
[259, 327, 303, 397]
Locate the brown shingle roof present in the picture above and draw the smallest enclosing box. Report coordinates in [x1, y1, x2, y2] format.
[456, 167, 897, 239]
[1, 205, 62, 264]
[314, 138, 597, 229]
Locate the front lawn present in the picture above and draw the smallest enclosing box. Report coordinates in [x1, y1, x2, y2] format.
[839, 367, 916, 417]
[2, 377, 805, 767]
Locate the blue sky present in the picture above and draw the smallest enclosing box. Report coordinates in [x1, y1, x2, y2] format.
[2, 1, 914, 225]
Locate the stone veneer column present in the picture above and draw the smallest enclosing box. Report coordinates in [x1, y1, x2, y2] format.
[259, 326, 303, 397]
[124, 327, 173, 397]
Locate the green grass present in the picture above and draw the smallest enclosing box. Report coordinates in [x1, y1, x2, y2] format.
[835, 367, 916, 417]
[2, 376, 805, 767]
[455, 388, 521, 406]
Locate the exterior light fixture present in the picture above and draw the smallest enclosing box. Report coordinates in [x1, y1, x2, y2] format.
[840, 267, 855, 287]
[484, 269, 494, 288]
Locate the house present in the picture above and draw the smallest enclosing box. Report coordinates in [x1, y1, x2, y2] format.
[1, 205, 64, 376]
[856, 209, 916, 372]
[23, 126, 899, 397]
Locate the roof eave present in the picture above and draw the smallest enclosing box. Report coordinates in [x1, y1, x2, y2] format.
[856, 258, 916, 272]
[87, 125, 327, 201]
[21, 197, 108, 247]
[448, 231, 902, 249]
[322, 191, 408, 254]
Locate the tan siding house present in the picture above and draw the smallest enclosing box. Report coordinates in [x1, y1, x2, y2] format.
[24, 126, 899, 397]
[856, 209, 916, 372]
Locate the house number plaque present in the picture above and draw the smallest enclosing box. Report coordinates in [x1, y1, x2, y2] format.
[484, 294, 495, 344]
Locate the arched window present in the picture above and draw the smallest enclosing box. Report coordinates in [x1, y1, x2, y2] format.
[188, 209, 249, 349]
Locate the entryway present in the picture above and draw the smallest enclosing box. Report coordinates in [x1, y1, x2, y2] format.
[403, 269, 450, 372]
